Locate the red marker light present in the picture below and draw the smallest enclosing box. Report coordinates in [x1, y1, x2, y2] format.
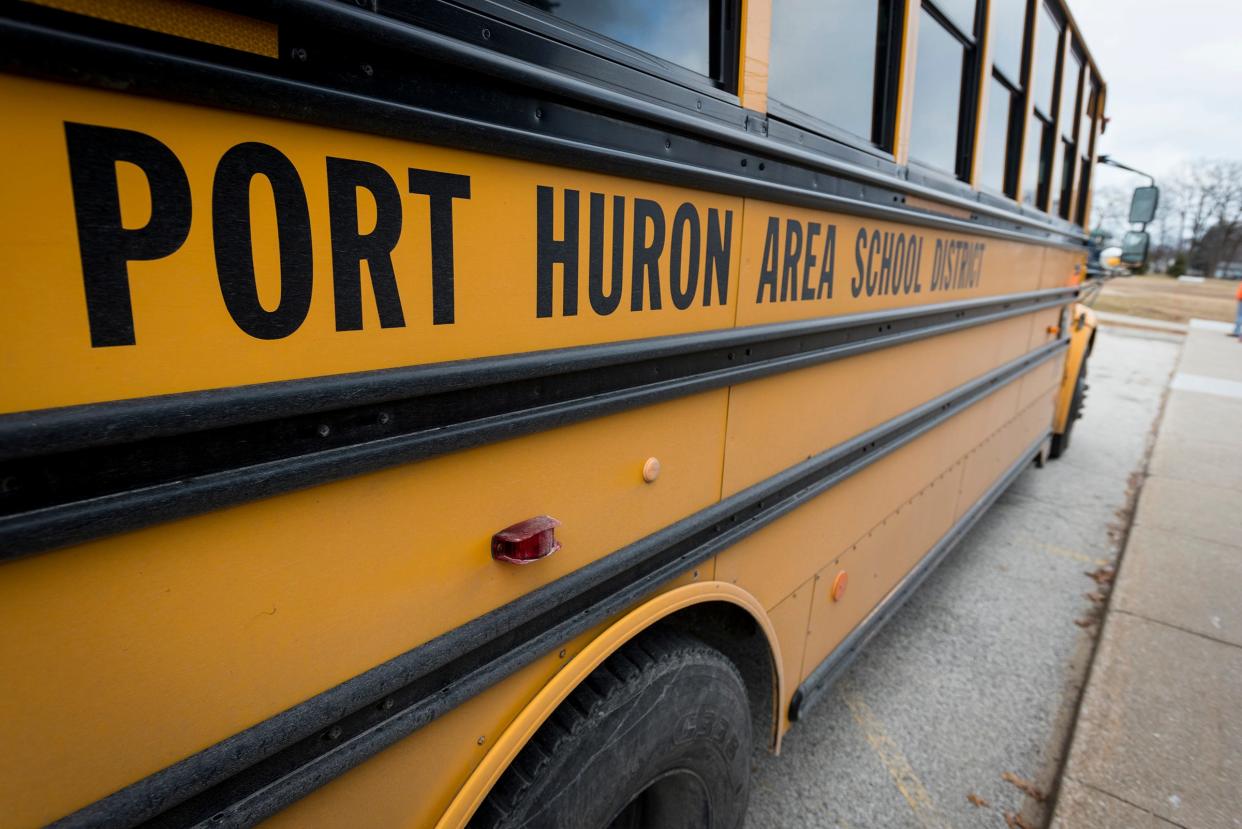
[491, 516, 562, 565]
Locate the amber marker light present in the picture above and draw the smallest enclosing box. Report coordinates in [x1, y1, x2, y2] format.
[492, 516, 562, 565]
[830, 571, 848, 602]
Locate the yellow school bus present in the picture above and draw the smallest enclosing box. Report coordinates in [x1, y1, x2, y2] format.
[0, 0, 1107, 826]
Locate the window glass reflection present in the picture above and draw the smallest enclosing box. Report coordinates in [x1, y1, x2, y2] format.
[1061, 50, 1082, 139]
[1031, 4, 1060, 114]
[934, 0, 977, 35]
[980, 79, 1013, 192]
[989, 0, 1026, 81]
[909, 9, 965, 172]
[517, 0, 712, 75]
[1022, 117, 1048, 205]
[768, 0, 881, 141]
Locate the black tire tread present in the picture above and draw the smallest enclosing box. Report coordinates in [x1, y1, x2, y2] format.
[472, 628, 746, 828]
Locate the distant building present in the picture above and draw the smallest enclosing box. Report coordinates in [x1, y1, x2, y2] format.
[1213, 261, 1242, 279]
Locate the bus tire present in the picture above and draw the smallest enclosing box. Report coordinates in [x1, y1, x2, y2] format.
[471, 628, 752, 829]
[1050, 360, 1088, 459]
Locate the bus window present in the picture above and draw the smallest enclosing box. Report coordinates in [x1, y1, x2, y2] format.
[978, 0, 1028, 197]
[513, 0, 728, 83]
[909, 1, 979, 177]
[988, 0, 1026, 82]
[1076, 76, 1100, 225]
[980, 77, 1017, 194]
[1054, 45, 1084, 218]
[768, 0, 900, 149]
[1023, 2, 1062, 208]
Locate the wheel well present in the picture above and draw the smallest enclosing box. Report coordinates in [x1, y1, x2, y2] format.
[653, 601, 778, 750]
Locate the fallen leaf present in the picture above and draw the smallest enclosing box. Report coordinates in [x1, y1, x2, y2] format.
[1074, 617, 1095, 628]
[966, 793, 990, 808]
[1087, 565, 1116, 586]
[1003, 813, 1036, 829]
[1086, 591, 1106, 604]
[1001, 771, 1046, 801]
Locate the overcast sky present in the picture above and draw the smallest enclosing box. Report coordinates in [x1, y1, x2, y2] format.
[1072, 0, 1242, 191]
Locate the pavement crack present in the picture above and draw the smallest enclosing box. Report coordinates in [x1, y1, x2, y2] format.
[1130, 517, 1242, 553]
[1069, 777, 1191, 829]
[1111, 607, 1242, 650]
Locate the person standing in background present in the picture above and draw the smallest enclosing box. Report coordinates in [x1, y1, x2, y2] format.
[1234, 281, 1242, 338]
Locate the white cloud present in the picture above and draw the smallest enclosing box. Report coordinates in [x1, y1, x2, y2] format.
[1072, 0, 1242, 181]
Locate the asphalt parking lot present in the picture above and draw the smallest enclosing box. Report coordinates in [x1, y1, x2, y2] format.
[745, 325, 1182, 829]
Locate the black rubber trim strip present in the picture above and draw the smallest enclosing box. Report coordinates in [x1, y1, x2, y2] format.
[0, 10, 1086, 251]
[49, 338, 1066, 829]
[787, 430, 1047, 722]
[0, 289, 1074, 559]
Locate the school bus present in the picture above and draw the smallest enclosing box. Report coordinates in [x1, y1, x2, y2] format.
[0, 0, 1110, 826]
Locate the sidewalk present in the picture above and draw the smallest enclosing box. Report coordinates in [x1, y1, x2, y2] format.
[1051, 318, 1242, 829]
[1092, 310, 1190, 335]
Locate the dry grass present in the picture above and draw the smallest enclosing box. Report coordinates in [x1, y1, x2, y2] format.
[1092, 274, 1237, 324]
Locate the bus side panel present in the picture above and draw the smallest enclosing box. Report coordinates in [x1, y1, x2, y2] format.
[716, 376, 1023, 612]
[796, 385, 1055, 689]
[720, 314, 1038, 498]
[956, 387, 1059, 523]
[800, 460, 965, 675]
[0, 392, 728, 828]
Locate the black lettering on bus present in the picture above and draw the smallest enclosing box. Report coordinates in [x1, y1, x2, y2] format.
[852, 227, 867, 298]
[408, 168, 470, 325]
[326, 157, 405, 331]
[669, 203, 701, 310]
[587, 192, 624, 316]
[930, 239, 943, 291]
[536, 185, 578, 318]
[866, 229, 881, 296]
[818, 225, 836, 299]
[631, 199, 665, 311]
[212, 142, 313, 340]
[893, 234, 909, 294]
[704, 208, 731, 306]
[878, 231, 895, 295]
[780, 219, 803, 302]
[801, 222, 821, 301]
[757, 216, 780, 303]
[64, 122, 192, 347]
[912, 236, 924, 293]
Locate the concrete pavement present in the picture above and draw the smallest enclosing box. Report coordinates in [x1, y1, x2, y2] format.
[1051, 319, 1242, 829]
[746, 325, 1182, 828]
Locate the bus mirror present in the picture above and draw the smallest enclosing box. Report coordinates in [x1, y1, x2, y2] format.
[1129, 185, 1159, 224]
[1120, 230, 1150, 267]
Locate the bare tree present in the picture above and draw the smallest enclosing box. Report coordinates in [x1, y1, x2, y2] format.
[1166, 160, 1242, 275]
[1088, 185, 1132, 243]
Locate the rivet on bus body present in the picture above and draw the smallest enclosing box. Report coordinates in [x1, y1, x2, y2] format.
[831, 571, 849, 602]
[642, 457, 661, 483]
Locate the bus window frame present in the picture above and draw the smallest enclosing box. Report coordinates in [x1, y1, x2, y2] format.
[764, 0, 906, 159]
[416, 0, 745, 103]
[975, 0, 1034, 202]
[1054, 40, 1085, 219]
[1020, 0, 1065, 211]
[906, 0, 985, 182]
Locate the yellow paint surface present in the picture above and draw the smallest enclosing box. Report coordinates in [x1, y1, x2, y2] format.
[0, 62, 1089, 829]
[25, 0, 278, 56]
